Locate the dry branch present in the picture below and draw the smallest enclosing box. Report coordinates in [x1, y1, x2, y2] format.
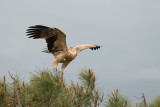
[8, 71, 22, 107]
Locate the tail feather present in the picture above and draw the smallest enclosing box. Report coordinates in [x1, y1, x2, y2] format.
[41, 48, 50, 53]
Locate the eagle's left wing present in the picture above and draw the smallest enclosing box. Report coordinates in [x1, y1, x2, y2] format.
[26, 25, 67, 55]
[73, 44, 101, 52]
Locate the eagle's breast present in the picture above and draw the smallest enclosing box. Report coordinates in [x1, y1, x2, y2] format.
[65, 51, 77, 61]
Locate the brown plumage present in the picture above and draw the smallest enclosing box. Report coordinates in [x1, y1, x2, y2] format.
[26, 25, 101, 74]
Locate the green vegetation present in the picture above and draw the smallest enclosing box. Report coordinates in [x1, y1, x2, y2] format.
[149, 96, 160, 107]
[105, 89, 131, 107]
[0, 68, 160, 107]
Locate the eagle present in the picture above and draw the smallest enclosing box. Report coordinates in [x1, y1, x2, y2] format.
[26, 25, 101, 74]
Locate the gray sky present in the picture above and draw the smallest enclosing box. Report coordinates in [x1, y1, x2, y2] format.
[0, 0, 160, 104]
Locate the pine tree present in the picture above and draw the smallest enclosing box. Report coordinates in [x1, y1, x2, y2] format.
[0, 68, 160, 107]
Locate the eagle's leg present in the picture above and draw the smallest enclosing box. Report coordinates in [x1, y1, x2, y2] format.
[59, 70, 64, 74]
[59, 67, 64, 79]
[60, 62, 70, 75]
[54, 66, 57, 70]
[53, 59, 58, 71]
[60, 68, 64, 80]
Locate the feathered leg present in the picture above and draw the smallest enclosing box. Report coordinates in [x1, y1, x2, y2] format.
[60, 62, 70, 80]
[60, 62, 70, 74]
[52, 59, 59, 70]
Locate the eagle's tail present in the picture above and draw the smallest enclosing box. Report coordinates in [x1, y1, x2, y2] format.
[41, 48, 50, 54]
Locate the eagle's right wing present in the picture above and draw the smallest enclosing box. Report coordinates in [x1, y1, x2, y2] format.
[26, 25, 68, 54]
[73, 44, 101, 52]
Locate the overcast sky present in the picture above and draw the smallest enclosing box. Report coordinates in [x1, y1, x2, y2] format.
[0, 0, 160, 104]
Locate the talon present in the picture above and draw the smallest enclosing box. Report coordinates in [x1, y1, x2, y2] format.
[59, 70, 64, 74]
[54, 66, 57, 70]
[60, 70, 64, 80]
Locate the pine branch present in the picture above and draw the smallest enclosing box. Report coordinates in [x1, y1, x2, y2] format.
[142, 93, 147, 107]
[8, 71, 22, 107]
[94, 91, 98, 107]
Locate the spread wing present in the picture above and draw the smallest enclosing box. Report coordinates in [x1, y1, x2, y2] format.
[26, 25, 68, 54]
[73, 44, 101, 52]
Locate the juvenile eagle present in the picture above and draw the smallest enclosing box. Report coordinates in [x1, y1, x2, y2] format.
[26, 25, 101, 74]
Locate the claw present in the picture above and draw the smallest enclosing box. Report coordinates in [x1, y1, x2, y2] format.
[59, 70, 64, 74]
[54, 66, 57, 70]
[60, 70, 64, 80]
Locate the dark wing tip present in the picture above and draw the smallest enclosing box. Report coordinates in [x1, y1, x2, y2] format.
[90, 45, 101, 50]
[28, 25, 48, 29]
[26, 25, 51, 39]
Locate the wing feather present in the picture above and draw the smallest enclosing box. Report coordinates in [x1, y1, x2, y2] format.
[26, 25, 67, 54]
[73, 44, 101, 52]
